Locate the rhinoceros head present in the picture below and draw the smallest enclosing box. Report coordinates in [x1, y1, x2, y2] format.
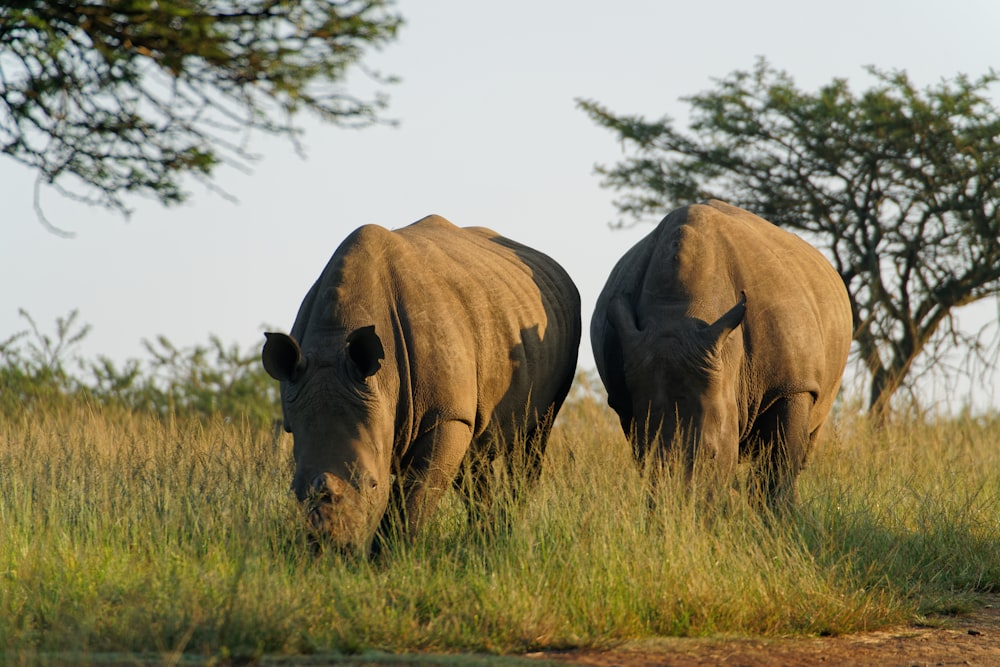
[262, 326, 393, 555]
[609, 293, 747, 471]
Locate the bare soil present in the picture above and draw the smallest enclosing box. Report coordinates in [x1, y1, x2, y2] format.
[527, 597, 1000, 667]
[36, 600, 1000, 666]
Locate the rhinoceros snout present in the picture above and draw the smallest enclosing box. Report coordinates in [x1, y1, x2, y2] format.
[302, 472, 382, 555]
[306, 473, 359, 524]
[311, 471, 349, 499]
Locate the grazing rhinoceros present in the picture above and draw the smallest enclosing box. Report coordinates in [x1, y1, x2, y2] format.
[262, 215, 581, 554]
[592, 200, 852, 506]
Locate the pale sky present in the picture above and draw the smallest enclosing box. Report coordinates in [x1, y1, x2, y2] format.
[2, 1, 999, 410]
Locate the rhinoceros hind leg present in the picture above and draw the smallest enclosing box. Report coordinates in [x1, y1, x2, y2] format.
[748, 392, 813, 510]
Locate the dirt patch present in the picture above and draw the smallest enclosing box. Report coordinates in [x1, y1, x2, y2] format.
[527, 598, 1000, 667]
[24, 602, 1000, 666]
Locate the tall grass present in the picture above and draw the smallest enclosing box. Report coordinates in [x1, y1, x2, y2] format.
[2, 397, 1000, 661]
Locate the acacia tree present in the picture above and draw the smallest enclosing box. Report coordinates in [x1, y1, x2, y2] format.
[578, 59, 1000, 417]
[0, 1, 401, 233]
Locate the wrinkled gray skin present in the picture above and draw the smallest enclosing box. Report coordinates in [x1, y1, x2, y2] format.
[592, 200, 852, 506]
[262, 215, 581, 555]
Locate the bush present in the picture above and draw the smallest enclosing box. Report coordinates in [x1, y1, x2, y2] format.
[0, 309, 279, 424]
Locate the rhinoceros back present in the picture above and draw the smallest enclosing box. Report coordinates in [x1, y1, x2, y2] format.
[593, 200, 852, 439]
[296, 214, 581, 450]
[393, 216, 581, 444]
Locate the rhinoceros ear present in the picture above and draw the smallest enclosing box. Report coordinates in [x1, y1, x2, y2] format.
[347, 325, 384, 379]
[262, 332, 307, 382]
[607, 295, 640, 339]
[706, 291, 747, 349]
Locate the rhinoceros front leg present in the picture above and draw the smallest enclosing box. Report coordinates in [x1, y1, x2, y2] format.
[460, 413, 554, 531]
[382, 419, 473, 546]
[748, 392, 813, 510]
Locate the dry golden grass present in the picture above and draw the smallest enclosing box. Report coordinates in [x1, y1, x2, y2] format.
[2, 397, 999, 661]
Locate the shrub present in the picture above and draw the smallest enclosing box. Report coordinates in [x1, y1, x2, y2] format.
[0, 309, 279, 425]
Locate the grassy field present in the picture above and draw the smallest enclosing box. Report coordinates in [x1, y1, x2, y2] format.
[2, 395, 1000, 663]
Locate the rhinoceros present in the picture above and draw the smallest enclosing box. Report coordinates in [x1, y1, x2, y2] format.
[592, 200, 852, 506]
[262, 215, 581, 554]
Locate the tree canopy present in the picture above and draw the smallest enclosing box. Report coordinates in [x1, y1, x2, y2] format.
[579, 59, 1000, 416]
[0, 1, 401, 231]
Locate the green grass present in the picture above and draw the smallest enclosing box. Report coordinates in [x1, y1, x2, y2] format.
[2, 398, 1000, 663]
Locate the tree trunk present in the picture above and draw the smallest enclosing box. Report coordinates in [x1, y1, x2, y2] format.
[868, 366, 896, 424]
[867, 350, 918, 423]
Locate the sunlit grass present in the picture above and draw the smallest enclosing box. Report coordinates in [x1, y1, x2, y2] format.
[2, 397, 999, 661]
